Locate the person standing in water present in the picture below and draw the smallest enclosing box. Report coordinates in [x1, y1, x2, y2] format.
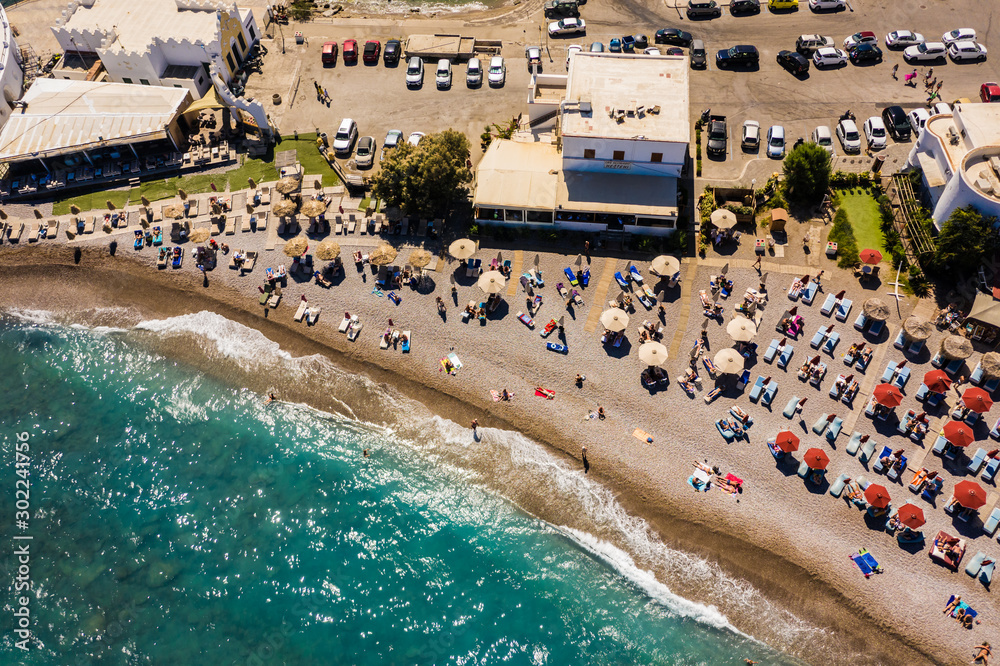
[582, 446, 590, 474]
[471, 419, 479, 435]
[265, 392, 277, 405]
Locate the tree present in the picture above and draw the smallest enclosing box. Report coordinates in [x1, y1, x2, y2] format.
[782, 143, 831, 206]
[372, 130, 472, 218]
[931, 205, 999, 274]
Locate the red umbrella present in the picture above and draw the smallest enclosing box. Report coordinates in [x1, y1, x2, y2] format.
[923, 369, 952, 394]
[953, 480, 988, 510]
[860, 249, 883, 265]
[775, 431, 800, 453]
[865, 484, 892, 508]
[897, 504, 926, 529]
[963, 387, 994, 413]
[803, 448, 830, 470]
[872, 383, 904, 408]
[943, 420, 976, 447]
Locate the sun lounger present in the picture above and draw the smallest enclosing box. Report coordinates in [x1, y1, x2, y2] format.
[881, 360, 898, 383]
[306, 306, 321, 324]
[809, 362, 827, 386]
[829, 473, 851, 497]
[932, 434, 948, 456]
[820, 293, 836, 315]
[827, 417, 844, 442]
[339, 314, 352, 332]
[801, 281, 818, 305]
[810, 327, 829, 349]
[834, 299, 852, 321]
[915, 383, 929, 402]
[986, 377, 1000, 393]
[854, 312, 868, 331]
[762, 381, 778, 407]
[777, 344, 794, 369]
[931, 351, 945, 368]
[268, 292, 281, 308]
[923, 477, 944, 503]
[517, 312, 534, 328]
[703, 358, 718, 378]
[157, 248, 169, 269]
[892, 366, 911, 390]
[783, 396, 800, 419]
[347, 319, 363, 341]
[737, 369, 751, 390]
[945, 358, 963, 376]
[763, 339, 779, 363]
[846, 431, 862, 455]
[967, 410, 981, 427]
[981, 559, 996, 586]
[966, 551, 986, 577]
[242, 251, 257, 274]
[887, 455, 907, 481]
[841, 381, 859, 404]
[872, 446, 893, 473]
[984, 508, 1000, 536]
[823, 332, 840, 354]
[628, 264, 643, 284]
[614, 271, 629, 289]
[797, 460, 811, 478]
[812, 416, 829, 435]
[908, 468, 928, 492]
[860, 437, 878, 462]
[749, 376, 765, 402]
[907, 339, 924, 355]
[703, 387, 722, 403]
[293, 299, 308, 322]
[893, 330, 906, 349]
[855, 350, 873, 372]
[563, 267, 579, 286]
[716, 419, 735, 441]
[868, 319, 884, 338]
[347, 216, 356, 234]
[984, 457, 1000, 483]
[27, 222, 40, 242]
[968, 448, 989, 475]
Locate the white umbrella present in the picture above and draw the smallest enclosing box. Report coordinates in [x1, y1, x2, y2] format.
[714, 348, 744, 374]
[600, 308, 629, 332]
[711, 209, 737, 229]
[477, 270, 506, 294]
[727, 317, 757, 342]
[448, 238, 477, 260]
[638, 342, 668, 367]
[651, 255, 680, 276]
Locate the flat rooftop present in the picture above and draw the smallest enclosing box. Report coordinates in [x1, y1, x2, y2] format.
[955, 102, 1000, 148]
[561, 53, 689, 143]
[55, 0, 220, 54]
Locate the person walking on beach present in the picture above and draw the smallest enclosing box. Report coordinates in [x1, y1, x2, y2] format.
[753, 254, 761, 272]
[891, 63, 898, 79]
[582, 446, 590, 474]
[597, 406, 605, 420]
[471, 419, 479, 434]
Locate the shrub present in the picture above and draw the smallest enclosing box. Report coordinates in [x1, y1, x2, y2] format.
[782, 144, 832, 205]
[828, 208, 859, 268]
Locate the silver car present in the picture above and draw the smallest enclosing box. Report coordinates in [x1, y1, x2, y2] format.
[488, 56, 506, 86]
[836, 119, 861, 153]
[766, 125, 785, 159]
[405, 57, 424, 87]
[381, 129, 402, 162]
[813, 47, 848, 68]
[811, 126, 834, 154]
[904, 42, 947, 63]
[355, 136, 375, 169]
[466, 57, 483, 87]
[863, 117, 887, 150]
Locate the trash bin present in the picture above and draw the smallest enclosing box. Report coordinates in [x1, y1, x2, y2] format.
[872, 155, 885, 174]
[320, 132, 329, 147]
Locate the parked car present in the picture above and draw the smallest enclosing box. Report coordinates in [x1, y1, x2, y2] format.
[808, 0, 844, 10]
[908, 108, 930, 137]
[849, 43, 883, 64]
[813, 47, 848, 68]
[436, 59, 452, 88]
[882, 105, 911, 140]
[904, 42, 947, 63]
[467, 57, 483, 86]
[796, 34, 834, 55]
[766, 125, 785, 158]
[687, 0, 722, 18]
[321, 41, 338, 66]
[885, 31, 924, 49]
[767, 0, 798, 9]
[488, 56, 506, 86]
[664, 47, 684, 55]
[405, 56, 424, 87]
[690, 39, 707, 68]
[384, 39, 401, 65]
[811, 125, 834, 154]
[407, 132, 425, 147]
[655, 28, 693, 47]
[716, 44, 759, 68]
[730, 0, 760, 13]
[843, 31, 877, 49]
[333, 118, 358, 154]
[863, 116, 887, 149]
[355, 136, 375, 168]
[362, 40, 381, 64]
[932, 102, 952, 116]
[589, 42, 605, 52]
[942, 28, 976, 46]
[742, 120, 760, 151]
[948, 41, 988, 63]
[544, 0, 580, 18]
[526, 46, 542, 68]
[343, 39, 358, 63]
[836, 119, 861, 153]
[381, 129, 403, 161]
[548, 18, 586, 36]
[982, 82, 1000, 103]
[777, 50, 809, 74]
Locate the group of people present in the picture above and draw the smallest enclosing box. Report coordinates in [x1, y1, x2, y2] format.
[902, 412, 930, 438]
[638, 321, 664, 344]
[798, 359, 826, 383]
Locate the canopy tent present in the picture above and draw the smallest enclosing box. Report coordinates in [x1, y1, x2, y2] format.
[181, 86, 227, 116]
[966, 292, 1000, 329]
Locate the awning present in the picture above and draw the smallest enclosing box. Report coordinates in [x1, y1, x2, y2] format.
[183, 86, 227, 115]
[967, 291, 1000, 328]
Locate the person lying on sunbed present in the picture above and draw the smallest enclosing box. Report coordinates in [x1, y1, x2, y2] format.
[944, 596, 962, 614]
[799, 361, 812, 374]
[501, 388, 510, 401]
[844, 482, 865, 503]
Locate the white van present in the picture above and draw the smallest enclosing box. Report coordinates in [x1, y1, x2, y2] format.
[466, 57, 483, 87]
[436, 59, 452, 89]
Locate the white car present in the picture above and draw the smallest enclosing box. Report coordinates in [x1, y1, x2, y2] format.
[836, 119, 861, 153]
[741, 120, 760, 151]
[903, 42, 947, 63]
[885, 30, 924, 48]
[811, 126, 834, 154]
[381, 129, 403, 161]
[566, 44, 583, 67]
[436, 59, 452, 88]
[843, 31, 878, 49]
[766, 125, 785, 159]
[942, 29, 976, 46]
[548, 18, 586, 36]
[643, 46, 660, 55]
[355, 136, 375, 168]
[863, 117, 887, 150]
[908, 108, 930, 137]
[332, 118, 358, 154]
[932, 102, 952, 116]
[488, 55, 506, 86]
[405, 56, 424, 87]
[948, 41, 988, 63]
[813, 47, 848, 68]
[466, 57, 483, 86]
[407, 132, 425, 147]
[808, 0, 845, 9]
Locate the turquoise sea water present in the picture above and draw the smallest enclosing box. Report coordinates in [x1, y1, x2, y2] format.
[0, 311, 808, 665]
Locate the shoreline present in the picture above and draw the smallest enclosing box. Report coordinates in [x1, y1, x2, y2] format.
[0, 245, 936, 665]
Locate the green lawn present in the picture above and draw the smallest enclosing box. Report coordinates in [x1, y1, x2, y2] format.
[52, 188, 138, 216]
[837, 189, 884, 253]
[274, 133, 339, 185]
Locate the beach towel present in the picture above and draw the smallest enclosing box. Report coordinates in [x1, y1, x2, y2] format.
[372, 287, 384, 297]
[535, 387, 555, 399]
[490, 390, 515, 402]
[687, 474, 711, 492]
[632, 429, 654, 444]
[850, 549, 883, 577]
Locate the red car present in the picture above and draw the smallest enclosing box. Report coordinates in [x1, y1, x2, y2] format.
[343, 39, 358, 63]
[982, 82, 1000, 103]
[321, 41, 338, 65]
[363, 40, 381, 64]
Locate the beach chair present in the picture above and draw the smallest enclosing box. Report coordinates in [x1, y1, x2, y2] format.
[763, 339, 780, 363]
[347, 319, 363, 341]
[783, 396, 800, 419]
[932, 434, 949, 456]
[984, 508, 1000, 536]
[810, 326, 829, 349]
[516, 312, 534, 328]
[338, 314, 352, 333]
[854, 312, 869, 331]
[820, 293, 837, 316]
[846, 431, 862, 455]
[614, 272, 629, 289]
[761, 381, 778, 407]
[737, 369, 751, 390]
[822, 332, 840, 354]
[855, 350, 873, 373]
[716, 419, 735, 441]
[834, 299, 852, 321]
[842, 382, 859, 405]
[809, 363, 827, 386]
[991, 418, 1000, 441]
[968, 448, 989, 475]
[347, 216, 357, 234]
[826, 417, 844, 442]
[702, 358, 718, 378]
[829, 473, 851, 497]
[986, 377, 1000, 394]
[704, 388, 722, 403]
[812, 416, 829, 436]
[893, 330, 906, 349]
[893, 366, 911, 390]
[224, 217, 236, 235]
[915, 383, 929, 402]
[872, 446, 893, 473]
[887, 455, 907, 481]
[945, 358, 964, 376]
[908, 339, 924, 356]
[860, 437, 877, 462]
[966, 551, 986, 577]
[749, 376, 765, 402]
[797, 460, 811, 478]
[881, 360, 898, 383]
[777, 344, 794, 369]
[629, 264, 643, 284]
[927, 389, 944, 407]
[801, 281, 818, 305]
[931, 351, 945, 368]
[868, 319, 884, 338]
[983, 457, 1000, 483]
[563, 267, 579, 286]
[966, 410, 982, 427]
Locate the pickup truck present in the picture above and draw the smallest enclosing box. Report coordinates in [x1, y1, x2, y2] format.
[706, 115, 727, 156]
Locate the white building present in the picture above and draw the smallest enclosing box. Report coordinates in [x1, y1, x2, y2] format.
[906, 103, 1000, 228]
[474, 53, 688, 236]
[0, 3, 24, 130]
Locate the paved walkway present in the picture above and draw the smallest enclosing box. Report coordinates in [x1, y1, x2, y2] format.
[506, 250, 523, 298]
[583, 258, 618, 333]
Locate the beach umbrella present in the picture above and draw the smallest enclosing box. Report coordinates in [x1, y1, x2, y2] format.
[163, 204, 185, 219]
[448, 238, 477, 260]
[301, 199, 328, 218]
[313, 179, 322, 191]
[862, 298, 890, 321]
[775, 431, 799, 453]
[246, 203, 256, 215]
[283, 237, 308, 257]
[982, 352, 1000, 380]
[574, 254, 583, 267]
[315, 240, 341, 261]
[963, 387, 994, 413]
[713, 348, 744, 374]
[106, 200, 116, 211]
[370, 244, 398, 266]
[651, 255, 681, 276]
[638, 342, 668, 367]
[498, 251, 504, 263]
[872, 383, 904, 408]
[275, 176, 300, 194]
[188, 228, 211, 243]
[864, 484, 891, 509]
[600, 308, 629, 332]
[803, 448, 830, 470]
[408, 249, 432, 268]
[943, 420, 976, 447]
[478, 270, 506, 294]
[726, 317, 757, 342]
[953, 480, 988, 510]
[701, 318, 710, 332]
[923, 369, 952, 394]
[710, 209, 737, 229]
[903, 316, 933, 341]
[897, 504, 926, 530]
[760, 272, 768, 286]
[69, 204, 81, 215]
[140, 196, 150, 207]
[942, 335, 974, 360]
[248, 177, 257, 189]
[860, 249, 883, 265]
[720, 262, 730, 276]
[273, 199, 298, 217]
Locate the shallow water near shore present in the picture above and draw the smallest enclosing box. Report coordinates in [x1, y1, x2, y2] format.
[0, 309, 816, 664]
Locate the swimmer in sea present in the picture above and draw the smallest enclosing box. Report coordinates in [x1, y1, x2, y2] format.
[363, 449, 370, 458]
[265, 392, 277, 404]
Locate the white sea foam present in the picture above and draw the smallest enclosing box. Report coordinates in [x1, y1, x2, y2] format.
[4, 308, 60, 325]
[135, 311, 295, 363]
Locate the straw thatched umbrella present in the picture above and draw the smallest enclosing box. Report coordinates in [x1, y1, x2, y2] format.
[189, 228, 211, 243]
[283, 237, 308, 257]
[33, 208, 43, 219]
[942, 335, 974, 360]
[713, 348, 744, 374]
[69, 204, 81, 215]
[163, 204, 185, 219]
[638, 341, 668, 367]
[903, 316, 933, 341]
[600, 308, 629, 332]
[369, 243, 398, 266]
[140, 196, 150, 207]
[448, 238, 477, 260]
[408, 249, 432, 268]
[651, 255, 681, 276]
[273, 199, 298, 217]
[275, 177, 300, 194]
[981, 352, 1000, 380]
[710, 209, 737, 229]
[726, 317, 757, 342]
[863, 297, 890, 321]
[301, 199, 328, 218]
[477, 271, 506, 294]
[315, 240, 341, 261]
